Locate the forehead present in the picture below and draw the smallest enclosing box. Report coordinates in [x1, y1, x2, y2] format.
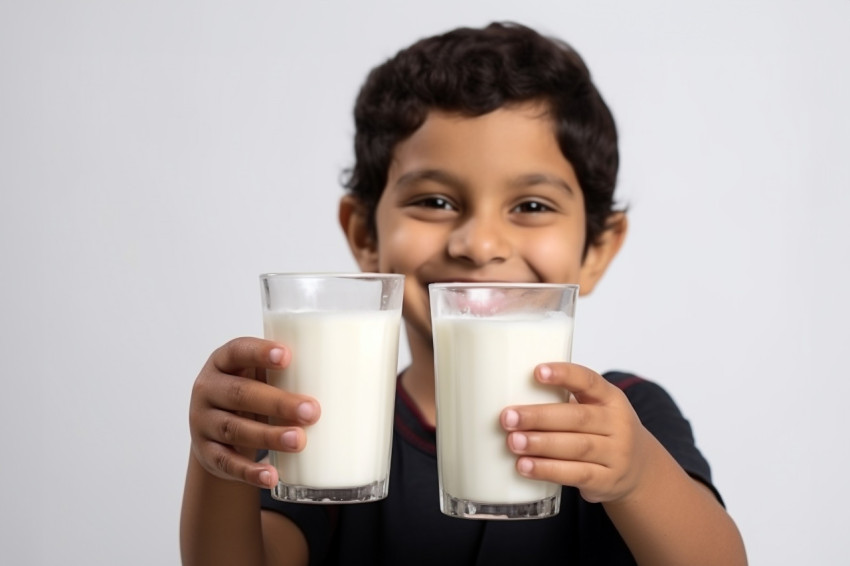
[388, 103, 578, 190]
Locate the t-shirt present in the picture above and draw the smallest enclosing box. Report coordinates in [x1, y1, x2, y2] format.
[260, 371, 719, 565]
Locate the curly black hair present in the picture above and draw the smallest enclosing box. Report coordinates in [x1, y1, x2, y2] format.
[344, 22, 620, 252]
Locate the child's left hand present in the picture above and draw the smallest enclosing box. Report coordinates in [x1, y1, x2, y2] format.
[500, 362, 653, 504]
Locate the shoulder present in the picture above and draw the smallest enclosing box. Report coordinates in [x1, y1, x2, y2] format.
[603, 370, 650, 392]
[602, 370, 690, 432]
[603, 370, 719, 498]
[602, 370, 683, 422]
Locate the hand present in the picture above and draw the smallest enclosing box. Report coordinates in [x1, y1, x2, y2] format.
[500, 363, 652, 504]
[188, 337, 321, 489]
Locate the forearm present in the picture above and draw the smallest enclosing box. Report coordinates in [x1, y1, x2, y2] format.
[603, 435, 747, 566]
[180, 452, 266, 566]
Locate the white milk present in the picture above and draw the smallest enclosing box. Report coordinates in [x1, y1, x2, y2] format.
[264, 310, 401, 489]
[434, 314, 573, 504]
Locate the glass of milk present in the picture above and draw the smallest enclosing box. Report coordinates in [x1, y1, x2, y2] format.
[430, 282, 579, 519]
[260, 273, 404, 503]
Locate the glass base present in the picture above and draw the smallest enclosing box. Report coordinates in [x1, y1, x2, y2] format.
[271, 478, 388, 504]
[440, 491, 560, 520]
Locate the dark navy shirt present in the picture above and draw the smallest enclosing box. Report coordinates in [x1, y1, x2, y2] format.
[260, 372, 719, 565]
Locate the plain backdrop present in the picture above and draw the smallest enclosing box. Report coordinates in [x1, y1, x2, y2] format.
[1, 1, 848, 564]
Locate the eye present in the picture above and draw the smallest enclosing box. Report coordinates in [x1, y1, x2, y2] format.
[511, 200, 553, 214]
[412, 196, 456, 211]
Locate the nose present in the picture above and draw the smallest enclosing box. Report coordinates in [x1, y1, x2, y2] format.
[447, 213, 512, 266]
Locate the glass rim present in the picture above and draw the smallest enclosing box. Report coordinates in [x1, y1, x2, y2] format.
[260, 272, 404, 281]
[428, 282, 579, 290]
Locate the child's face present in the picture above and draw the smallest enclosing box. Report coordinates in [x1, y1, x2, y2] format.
[342, 103, 624, 348]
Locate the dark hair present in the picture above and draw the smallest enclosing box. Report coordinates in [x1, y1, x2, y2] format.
[343, 22, 620, 252]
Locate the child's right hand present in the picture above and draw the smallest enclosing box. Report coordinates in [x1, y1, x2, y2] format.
[188, 337, 321, 489]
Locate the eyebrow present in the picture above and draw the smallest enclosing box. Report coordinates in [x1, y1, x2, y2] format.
[394, 169, 465, 191]
[512, 173, 576, 196]
[393, 169, 576, 196]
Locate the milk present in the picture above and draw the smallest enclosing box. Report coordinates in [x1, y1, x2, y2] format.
[264, 310, 401, 489]
[434, 314, 572, 504]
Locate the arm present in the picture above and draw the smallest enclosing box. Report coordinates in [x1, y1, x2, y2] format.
[602, 436, 745, 566]
[180, 338, 317, 566]
[501, 363, 747, 566]
[181, 453, 309, 566]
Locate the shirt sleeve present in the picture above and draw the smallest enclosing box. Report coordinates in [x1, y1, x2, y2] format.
[604, 371, 724, 505]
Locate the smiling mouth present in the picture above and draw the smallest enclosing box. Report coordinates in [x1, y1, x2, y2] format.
[427, 283, 514, 317]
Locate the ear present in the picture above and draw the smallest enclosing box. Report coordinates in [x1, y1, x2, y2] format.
[339, 195, 379, 272]
[578, 212, 628, 296]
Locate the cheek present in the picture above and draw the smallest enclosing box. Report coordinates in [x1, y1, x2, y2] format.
[522, 232, 585, 283]
[378, 228, 412, 272]
[377, 220, 441, 272]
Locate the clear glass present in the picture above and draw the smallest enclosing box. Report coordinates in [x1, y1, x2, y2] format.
[430, 282, 579, 519]
[260, 273, 404, 503]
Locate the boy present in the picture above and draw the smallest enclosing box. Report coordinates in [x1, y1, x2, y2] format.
[181, 22, 747, 565]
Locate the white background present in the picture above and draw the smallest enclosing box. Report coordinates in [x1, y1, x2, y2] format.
[1, 1, 848, 564]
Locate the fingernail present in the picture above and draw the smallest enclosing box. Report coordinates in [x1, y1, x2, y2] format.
[259, 470, 273, 487]
[269, 348, 284, 365]
[538, 365, 553, 382]
[510, 433, 528, 451]
[281, 430, 299, 449]
[297, 402, 316, 422]
[503, 409, 519, 428]
[517, 458, 534, 476]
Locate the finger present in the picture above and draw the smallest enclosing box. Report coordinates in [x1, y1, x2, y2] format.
[507, 431, 610, 466]
[197, 441, 280, 489]
[210, 337, 291, 376]
[204, 409, 309, 452]
[501, 402, 611, 434]
[202, 374, 320, 425]
[515, 457, 609, 499]
[535, 363, 617, 405]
